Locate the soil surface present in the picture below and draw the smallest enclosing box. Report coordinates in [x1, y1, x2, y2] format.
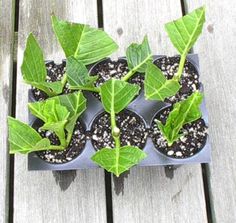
[151, 107, 207, 158]
[32, 61, 71, 101]
[35, 119, 86, 164]
[91, 110, 148, 150]
[90, 58, 144, 100]
[154, 56, 200, 104]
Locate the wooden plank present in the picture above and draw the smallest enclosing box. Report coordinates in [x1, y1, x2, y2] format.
[0, 0, 15, 222]
[185, 1, 236, 222]
[102, 0, 208, 222]
[14, 1, 107, 222]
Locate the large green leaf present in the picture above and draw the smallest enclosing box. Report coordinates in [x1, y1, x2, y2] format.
[28, 99, 70, 146]
[21, 33, 46, 83]
[144, 63, 180, 101]
[66, 56, 98, 90]
[21, 33, 64, 96]
[8, 117, 65, 154]
[91, 146, 147, 176]
[126, 36, 152, 73]
[51, 15, 118, 65]
[100, 79, 140, 114]
[165, 6, 205, 55]
[8, 117, 50, 154]
[158, 91, 203, 146]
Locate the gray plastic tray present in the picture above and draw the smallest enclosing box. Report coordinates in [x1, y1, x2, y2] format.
[28, 54, 211, 170]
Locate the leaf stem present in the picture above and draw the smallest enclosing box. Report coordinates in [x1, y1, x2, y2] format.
[175, 53, 187, 80]
[121, 54, 152, 82]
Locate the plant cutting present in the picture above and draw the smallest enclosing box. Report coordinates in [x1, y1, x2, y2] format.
[24, 15, 118, 100]
[8, 91, 87, 163]
[145, 6, 206, 103]
[91, 79, 147, 176]
[151, 91, 208, 158]
[88, 36, 152, 99]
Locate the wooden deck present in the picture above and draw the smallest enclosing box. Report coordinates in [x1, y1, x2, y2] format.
[0, 0, 235, 222]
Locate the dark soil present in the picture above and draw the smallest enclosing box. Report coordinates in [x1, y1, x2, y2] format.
[32, 61, 71, 101]
[34, 119, 86, 164]
[150, 107, 207, 159]
[91, 110, 148, 150]
[89, 58, 144, 100]
[154, 56, 200, 104]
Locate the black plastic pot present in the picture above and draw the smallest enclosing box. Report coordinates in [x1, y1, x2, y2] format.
[28, 54, 211, 171]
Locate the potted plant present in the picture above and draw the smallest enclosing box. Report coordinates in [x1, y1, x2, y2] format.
[8, 6, 210, 176]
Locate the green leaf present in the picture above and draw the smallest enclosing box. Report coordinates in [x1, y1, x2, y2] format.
[100, 79, 140, 114]
[21, 33, 64, 96]
[165, 6, 206, 55]
[144, 63, 181, 101]
[126, 36, 152, 73]
[53, 91, 87, 143]
[51, 15, 118, 65]
[21, 33, 46, 83]
[8, 117, 51, 154]
[66, 56, 98, 90]
[28, 99, 70, 146]
[158, 91, 203, 146]
[91, 146, 147, 176]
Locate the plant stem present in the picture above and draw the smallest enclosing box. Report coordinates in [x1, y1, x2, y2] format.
[121, 55, 152, 82]
[175, 53, 187, 80]
[110, 110, 120, 148]
[61, 73, 68, 87]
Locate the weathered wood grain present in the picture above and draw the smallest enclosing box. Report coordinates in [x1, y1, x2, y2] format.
[185, 1, 236, 222]
[102, 0, 208, 222]
[14, 1, 107, 222]
[0, 0, 15, 222]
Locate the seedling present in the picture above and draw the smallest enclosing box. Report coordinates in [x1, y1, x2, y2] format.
[165, 6, 206, 80]
[22, 16, 118, 97]
[157, 91, 203, 146]
[144, 6, 206, 102]
[91, 79, 147, 176]
[21, 33, 66, 97]
[8, 91, 86, 153]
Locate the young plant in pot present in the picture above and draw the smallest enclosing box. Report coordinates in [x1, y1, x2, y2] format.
[147, 6, 206, 104]
[91, 79, 147, 176]
[8, 91, 87, 163]
[150, 91, 208, 159]
[23, 15, 118, 101]
[88, 36, 152, 99]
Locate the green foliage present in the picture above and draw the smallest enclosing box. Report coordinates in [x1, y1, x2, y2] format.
[53, 91, 87, 144]
[51, 15, 118, 65]
[21, 33, 64, 96]
[92, 146, 147, 177]
[157, 91, 203, 146]
[29, 91, 86, 146]
[144, 62, 180, 101]
[165, 6, 206, 80]
[122, 36, 152, 81]
[100, 79, 140, 114]
[28, 99, 70, 147]
[8, 117, 64, 154]
[165, 6, 205, 55]
[66, 56, 98, 92]
[92, 79, 146, 176]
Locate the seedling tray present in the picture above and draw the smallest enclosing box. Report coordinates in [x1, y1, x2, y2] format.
[28, 54, 211, 171]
